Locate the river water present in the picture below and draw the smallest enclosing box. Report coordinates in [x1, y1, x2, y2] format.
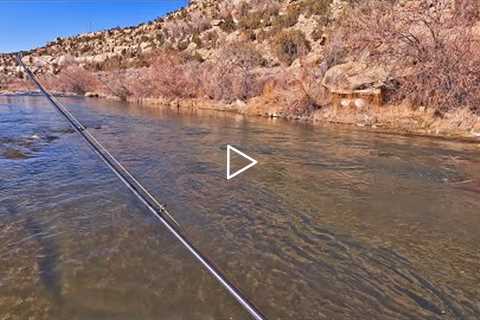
[1, 95, 479, 320]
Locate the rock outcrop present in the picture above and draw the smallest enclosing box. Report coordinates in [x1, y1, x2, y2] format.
[322, 62, 389, 95]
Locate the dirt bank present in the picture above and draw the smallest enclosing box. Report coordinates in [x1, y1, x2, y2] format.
[3, 91, 479, 143]
[126, 95, 480, 143]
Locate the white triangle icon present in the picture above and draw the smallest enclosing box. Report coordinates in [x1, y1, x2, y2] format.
[226, 145, 258, 180]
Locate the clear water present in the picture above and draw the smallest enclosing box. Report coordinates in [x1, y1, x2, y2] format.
[1, 95, 479, 320]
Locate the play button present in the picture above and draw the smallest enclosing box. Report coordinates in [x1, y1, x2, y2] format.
[226, 145, 258, 180]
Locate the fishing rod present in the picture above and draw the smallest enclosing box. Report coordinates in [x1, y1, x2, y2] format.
[15, 55, 267, 320]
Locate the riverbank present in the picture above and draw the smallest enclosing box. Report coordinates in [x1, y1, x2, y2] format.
[3, 90, 480, 143]
[0, 90, 80, 98]
[125, 95, 480, 143]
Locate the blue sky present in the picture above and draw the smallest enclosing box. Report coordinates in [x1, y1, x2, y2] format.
[0, 0, 188, 53]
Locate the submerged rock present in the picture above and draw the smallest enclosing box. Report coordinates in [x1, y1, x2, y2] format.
[45, 135, 59, 143]
[2, 148, 30, 160]
[0, 128, 71, 160]
[52, 128, 75, 134]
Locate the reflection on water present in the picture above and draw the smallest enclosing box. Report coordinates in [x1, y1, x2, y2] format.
[1, 95, 480, 319]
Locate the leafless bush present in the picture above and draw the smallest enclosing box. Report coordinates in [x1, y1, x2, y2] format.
[261, 59, 329, 117]
[3, 78, 35, 92]
[205, 30, 219, 48]
[319, 32, 347, 71]
[217, 2, 236, 19]
[219, 14, 237, 32]
[250, 0, 281, 14]
[100, 70, 136, 101]
[338, 0, 480, 113]
[273, 4, 301, 28]
[455, 0, 479, 24]
[297, 59, 330, 109]
[141, 50, 201, 99]
[261, 68, 320, 116]
[239, 10, 265, 30]
[202, 42, 264, 102]
[163, 20, 190, 40]
[43, 65, 100, 95]
[237, 0, 281, 30]
[91, 51, 200, 101]
[189, 11, 211, 33]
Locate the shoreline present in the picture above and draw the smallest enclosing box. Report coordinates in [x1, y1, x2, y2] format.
[2, 90, 480, 144]
[127, 95, 480, 144]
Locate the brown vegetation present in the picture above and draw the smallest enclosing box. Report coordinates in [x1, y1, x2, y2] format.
[202, 42, 265, 102]
[338, 0, 480, 114]
[42, 65, 100, 95]
[272, 30, 311, 66]
[3, 0, 480, 138]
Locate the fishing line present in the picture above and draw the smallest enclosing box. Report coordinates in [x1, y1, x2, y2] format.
[16, 55, 267, 320]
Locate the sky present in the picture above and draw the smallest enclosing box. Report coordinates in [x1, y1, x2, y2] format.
[0, 0, 188, 53]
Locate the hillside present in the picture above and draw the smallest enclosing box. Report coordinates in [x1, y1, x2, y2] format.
[1, 0, 480, 139]
[1, 0, 334, 81]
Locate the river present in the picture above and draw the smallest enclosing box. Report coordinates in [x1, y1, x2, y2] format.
[1, 95, 479, 320]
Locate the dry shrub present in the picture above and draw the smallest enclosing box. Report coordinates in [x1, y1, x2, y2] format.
[454, 0, 479, 24]
[272, 30, 311, 66]
[217, 2, 236, 19]
[273, 4, 301, 28]
[264, 59, 329, 117]
[300, 0, 333, 19]
[238, 0, 281, 30]
[297, 59, 330, 108]
[202, 42, 264, 102]
[177, 40, 189, 51]
[43, 65, 99, 95]
[339, 0, 480, 114]
[205, 30, 219, 48]
[239, 10, 265, 30]
[163, 20, 190, 40]
[136, 50, 200, 99]
[189, 11, 211, 33]
[3, 78, 35, 92]
[100, 70, 136, 101]
[219, 14, 237, 32]
[88, 54, 150, 72]
[191, 32, 202, 48]
[261, 69, 319, 117]
[250, 0, 281, 15]
[95, 51, 201, 101]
